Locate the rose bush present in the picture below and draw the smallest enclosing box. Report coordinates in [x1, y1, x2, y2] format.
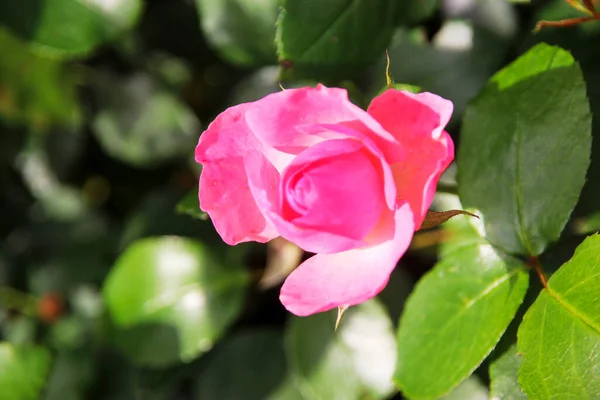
[195, 85, 453, 316]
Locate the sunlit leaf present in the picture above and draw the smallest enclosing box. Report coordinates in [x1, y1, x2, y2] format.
[518, 234, 600, 399]
[458, 43, 592, 255]
[195, 0, 279, 66]
[104, 236, 249, 366]
[286, 299, 396, 399]
[395, 213, 529, 399]
[0, 0, 142, 57]
[0, 343, 52, 400]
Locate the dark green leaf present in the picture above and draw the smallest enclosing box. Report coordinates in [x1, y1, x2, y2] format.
[195, 0, 279, 66]
[0, 0, 142, 57]
[517, 234, 600, 399]
[103, 236, 249, 366]
[489, 344, 527, 400]
[176, 190, 207, 220]
[0, 28, 81, 129]
[44, 350, 94, 400]
[277, 0, 397, 80]
[395, 0, 439, 26]
[526, 1, 600, 221]
[0, 343, 52, 400]
[93, 73, 200, 168]
[229, 66, 282, 104]
[286, 299, 396, 400]
[195, 330, 297, 400]
[120, 190, 208, 249]
[371, 20, 513, 118]
[458, 43, 592, 255]
[395, 213, 529, 399]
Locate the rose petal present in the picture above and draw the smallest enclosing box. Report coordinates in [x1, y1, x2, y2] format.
[298, 122, 398, 210]
[195, 104, 278, 245]
[245, 150, 366, 254]
[244, 84, 404, 165]
[281, 138, 386, 243]
[368, 90, 454, 229]
[279, 203, 414, 316]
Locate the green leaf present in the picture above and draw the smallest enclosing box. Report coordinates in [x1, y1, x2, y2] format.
[526, 1, 600, 220]
[574, 210, 600, 235]
[0, 0, 142, 57]
[195, 0, 279, 66]
[395, 0, 439, 26]
[286, 299, 396, 400]
[441, 376, 489, 400]
[176, 190, 207, 220]
[44, 350, 94, 400]
[120, 190, 207, 249]
[0, 28, 80, 129]
[277, 0, 397, 80]
[18, 132, 88, 222]
[395, 215, 529, 399]
[103, 236, 249, 367]
[92, 73, 200, 168]
[370, 20, 513, 118]
[458, 43, 592, 256]
[489, 344, 527, 400]
[195, 330, 298, 400]
[0, 343, 52, 400]
[517, 234, 600, 399]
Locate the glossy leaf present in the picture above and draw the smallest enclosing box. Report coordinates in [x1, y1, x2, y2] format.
[0, 0, 142, 57]
[286, 299, 396, 400]
[93, 73, 200, 168]
[518, 234, 600, 399]
[395, 214, 529, 399]
[458, 43, 592, 256]
[0, 343, 52, 400]
[195, 330, 298, 400]
[195, 0, 279, 66]
[277, 0, 398, 80]
[103, 236, 249, 366]
[489, 344, 527, 400]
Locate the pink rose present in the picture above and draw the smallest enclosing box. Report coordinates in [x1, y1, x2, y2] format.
[195, 85, 453, 316]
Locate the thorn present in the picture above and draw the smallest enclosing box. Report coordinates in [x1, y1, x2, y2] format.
[385, 49, 392, 88]
[335, 305, 349, 332]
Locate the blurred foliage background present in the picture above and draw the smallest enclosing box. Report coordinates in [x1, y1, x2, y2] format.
[0, 0, 598, 399]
